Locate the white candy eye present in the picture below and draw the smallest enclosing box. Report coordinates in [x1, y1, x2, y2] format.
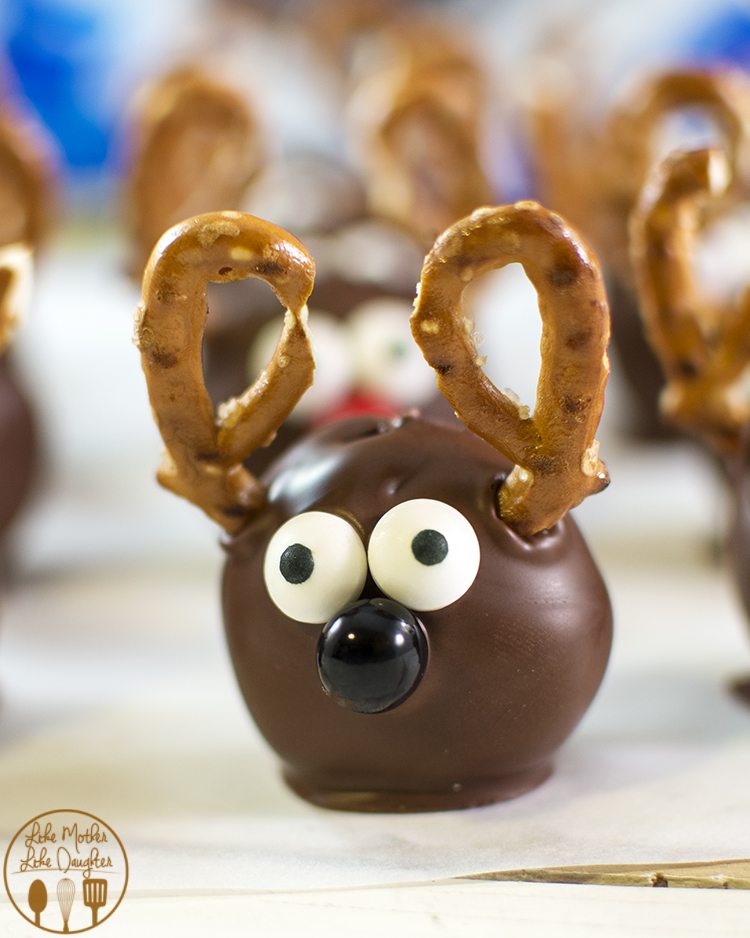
[264, 512, 367, 624]
[367, 499, 480, 611]
[247, 312, 351, 420]
[349, 299, 436, 408]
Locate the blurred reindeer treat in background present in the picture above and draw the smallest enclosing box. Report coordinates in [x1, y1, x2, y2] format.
[631, 145, 750, 682]
[598, 69, 750, 439]
[631, 148, 750, 458]
[531, 66, 750, 439]
[0, 103, 54, 546]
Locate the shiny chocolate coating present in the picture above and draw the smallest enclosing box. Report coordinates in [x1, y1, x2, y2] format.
[0, 356, 35, 537]
[222, 415, 612, 811]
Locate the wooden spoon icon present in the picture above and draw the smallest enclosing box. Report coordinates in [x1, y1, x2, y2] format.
[28, 878, 47, 927]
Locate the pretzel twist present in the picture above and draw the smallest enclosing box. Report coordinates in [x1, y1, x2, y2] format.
[412, 203, 610, 537]
[136, 211, 315, 532]
[126, 68, 262, 275]
[630, 147, 750, 456]
[0, 242, 33, 354]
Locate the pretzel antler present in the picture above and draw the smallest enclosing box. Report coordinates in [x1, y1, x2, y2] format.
[630, 147, 750, 457]
[600, 68, 750, 273]
[0, 242, 33, 353]
[412, 203, 610, 537]
[360, 81, 492, 247]
[136, 211, 315, 532]
[0, 106, 56, 250]
[349, 21, 490, 247]
[126, 68, 262, 275]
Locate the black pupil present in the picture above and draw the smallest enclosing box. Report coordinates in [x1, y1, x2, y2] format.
[279, 543, 314, 584]
[411, 529, 448, 566]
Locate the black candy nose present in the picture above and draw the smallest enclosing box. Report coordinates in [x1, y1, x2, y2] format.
[316, 598, 428, 714]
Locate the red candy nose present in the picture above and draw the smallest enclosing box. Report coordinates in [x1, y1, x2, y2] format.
[315, 390, 400, 426]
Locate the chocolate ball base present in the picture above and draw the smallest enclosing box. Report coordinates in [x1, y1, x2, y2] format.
[729, 677, 750, 707]
[223, 416, 612, 812]
[731, 446, 750, 615]
[0, 356, 35, 537]
[728, 440, 750, 704]
[607, 272, 676, 441]
[283, 761, 553, 813]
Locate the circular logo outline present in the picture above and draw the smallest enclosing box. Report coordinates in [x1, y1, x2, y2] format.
[3, 808, 129, 934]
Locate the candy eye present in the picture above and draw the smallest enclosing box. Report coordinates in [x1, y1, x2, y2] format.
[247, 312, 351, 420]
[367, 499, 480, 611]
[349, 299, 436, 408]
[264, 512, 367, 623]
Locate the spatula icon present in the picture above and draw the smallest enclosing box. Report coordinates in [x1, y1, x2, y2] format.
[82, 878, 107, 927]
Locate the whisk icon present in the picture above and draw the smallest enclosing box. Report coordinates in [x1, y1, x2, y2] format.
[56, 878, 75, 933]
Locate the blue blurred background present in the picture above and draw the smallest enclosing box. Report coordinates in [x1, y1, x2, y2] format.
[2, 0, 750, 199]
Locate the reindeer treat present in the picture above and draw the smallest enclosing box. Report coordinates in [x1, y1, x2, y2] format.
[138, 204, 612, 812]
[632, 146, 750, 651]
[0, 244, 34, 537]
